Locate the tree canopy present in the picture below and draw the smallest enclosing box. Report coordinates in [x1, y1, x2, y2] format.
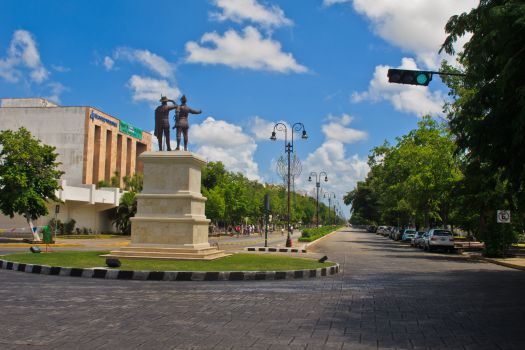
[0, 127, 63, 222]
[440, 0, 525, 200]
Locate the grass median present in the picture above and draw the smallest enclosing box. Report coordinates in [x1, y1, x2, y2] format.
[298, 226, 343, 242]
[0, 251, 334, 271]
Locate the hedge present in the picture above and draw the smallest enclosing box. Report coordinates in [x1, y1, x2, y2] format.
[298, 225, 343, 242]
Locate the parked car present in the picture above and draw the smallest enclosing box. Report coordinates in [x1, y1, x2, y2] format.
[394, 228, 406, 241]
[401, 229, 417, 242]
[366, 225, 377, 233]
[411, 231, 426, 247]
[424, 229, 455, 252]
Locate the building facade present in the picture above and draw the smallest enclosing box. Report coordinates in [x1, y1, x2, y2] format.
[0, 98, 152, 235]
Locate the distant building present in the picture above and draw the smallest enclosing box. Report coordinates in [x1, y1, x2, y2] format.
[0, 98, 152, 235]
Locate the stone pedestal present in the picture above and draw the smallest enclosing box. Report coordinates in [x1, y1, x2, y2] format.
[105, 151, 227, 260]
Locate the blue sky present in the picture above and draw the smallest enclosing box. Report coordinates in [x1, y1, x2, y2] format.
[0, 0, 477, 216]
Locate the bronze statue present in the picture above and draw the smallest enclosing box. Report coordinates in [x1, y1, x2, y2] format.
[173, 95, 202, 151]
[154, 96, 178, 151]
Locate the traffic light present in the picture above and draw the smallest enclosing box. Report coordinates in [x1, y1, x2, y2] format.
[387, 69, 433, 86]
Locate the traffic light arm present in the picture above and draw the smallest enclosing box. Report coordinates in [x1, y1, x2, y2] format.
[428, 71, 466, 77]
[387, 68, 465, 86]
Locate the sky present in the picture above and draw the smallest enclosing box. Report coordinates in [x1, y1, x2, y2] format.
[0, 0, 477, 217]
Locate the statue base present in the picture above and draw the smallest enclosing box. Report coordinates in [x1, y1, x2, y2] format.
[104, 151, 228, 261]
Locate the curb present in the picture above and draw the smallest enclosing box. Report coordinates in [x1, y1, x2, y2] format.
[469, 255, 525, 272]
[245, 247, 307, 253]
[304, 228, 343, 249]
[0, 259, 339, 282]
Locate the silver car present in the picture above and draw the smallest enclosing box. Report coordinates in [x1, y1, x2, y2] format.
[411, 231, 426, 247]
[424, 229, 455, 252]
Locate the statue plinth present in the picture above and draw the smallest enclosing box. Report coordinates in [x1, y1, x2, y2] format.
[105, 151, 227, 260]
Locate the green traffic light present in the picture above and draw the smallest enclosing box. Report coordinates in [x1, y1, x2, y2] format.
[416, 73, 429, 85]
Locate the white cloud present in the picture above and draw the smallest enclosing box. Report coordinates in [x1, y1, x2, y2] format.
[322, 113, 367, 143]
[324, 0, 477, 69]
[249, 116, 290, 141]
[114, 47, 174, 78]
[185, 26, 307, 73]
[0, 30, 49, 83]
[300, 139, 369, 210]
[45, 82, 68, 104]
[127, 75, 181, 104]
[323, 0, 350, 5]
[351, 58, 445, 116]
[51, 65, 70, 73]
[190, 117, 260, 180]
[0, 30, 67, 102]
[103, 56, 114, 70]
[210, 0, 292, 28]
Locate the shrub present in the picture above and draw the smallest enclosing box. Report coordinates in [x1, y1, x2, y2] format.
[48, 218, 64, 235]
[299, 225, 343, 242]
[64, 219, 76, 235]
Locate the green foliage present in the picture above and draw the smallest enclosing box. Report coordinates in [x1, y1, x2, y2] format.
[112, 192, 137, 235]
[299, 226, 343, 242]
[123, 173, 143, 192]
[346, 117, 461, 229]
[64, 219, 76, 235]
[438, 1, 525, 253]
[441, 0, 525, 202]
[96, 180, 110, 189]
[201, 162, 340, 229]
[0, 127, 63, 222]
[48, 218, 64, 235]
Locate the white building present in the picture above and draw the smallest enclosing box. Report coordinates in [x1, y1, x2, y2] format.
[0, 98, 152, 235]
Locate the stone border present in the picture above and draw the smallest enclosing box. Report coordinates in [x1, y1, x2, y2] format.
[468, 255, 525, 272]
[245, 247, 307, 253]
[304, 228, 343, 249]
[0, 259, 339, 281]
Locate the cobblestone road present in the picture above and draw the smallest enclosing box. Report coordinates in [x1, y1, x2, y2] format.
[1, 228, 524, 350]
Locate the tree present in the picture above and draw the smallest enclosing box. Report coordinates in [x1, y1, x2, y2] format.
[440, 1, 525, 255]
[344, 180, 379, 225]
[0, 128, 63, 238]
[112, 192, 137, 235]
[441, 0, 525, 200]
[344, 117, 461, 229]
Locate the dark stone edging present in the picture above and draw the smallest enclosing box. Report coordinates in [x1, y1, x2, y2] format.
[0, 259, 339, 281]
[245, 247, 307, 253]
[468, 255, 525, 272]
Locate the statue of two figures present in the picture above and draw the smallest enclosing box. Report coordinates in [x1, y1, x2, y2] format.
[154, 95, 202, 151]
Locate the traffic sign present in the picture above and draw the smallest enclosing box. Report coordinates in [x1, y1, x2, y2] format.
[497, 210, 511, 224]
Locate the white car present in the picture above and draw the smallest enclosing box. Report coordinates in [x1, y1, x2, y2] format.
[424, 229, 455, 252]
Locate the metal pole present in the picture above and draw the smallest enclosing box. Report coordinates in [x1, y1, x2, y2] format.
[328, 196, 331, 225]
[286, 142, 292, 247]
[54, 210, 58, 240]
[316, 181, 319, 228]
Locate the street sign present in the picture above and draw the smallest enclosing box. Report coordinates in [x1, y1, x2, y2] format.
[497, 210, 511, 224]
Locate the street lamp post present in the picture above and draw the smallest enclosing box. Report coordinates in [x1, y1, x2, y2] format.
[270, 122, 308, 247]
[308, 171, 328, 227]
[323, 192, 336, 225]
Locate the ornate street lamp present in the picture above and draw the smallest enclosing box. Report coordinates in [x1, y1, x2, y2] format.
[308, 171, 328, 227]
[323, 192, 336, 225]
[270, 122, 308, 247]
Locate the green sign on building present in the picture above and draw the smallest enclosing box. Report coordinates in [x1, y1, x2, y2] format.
[120, 121, 143, 140]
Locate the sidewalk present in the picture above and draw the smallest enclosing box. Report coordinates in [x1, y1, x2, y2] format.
[467, 252, 525, 271]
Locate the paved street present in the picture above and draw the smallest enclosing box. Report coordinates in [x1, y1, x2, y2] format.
[1, 228, 524, 350]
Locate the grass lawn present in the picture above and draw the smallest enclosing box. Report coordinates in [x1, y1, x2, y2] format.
[0, 251, 334, 271]
[57, 234, 126, 239]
